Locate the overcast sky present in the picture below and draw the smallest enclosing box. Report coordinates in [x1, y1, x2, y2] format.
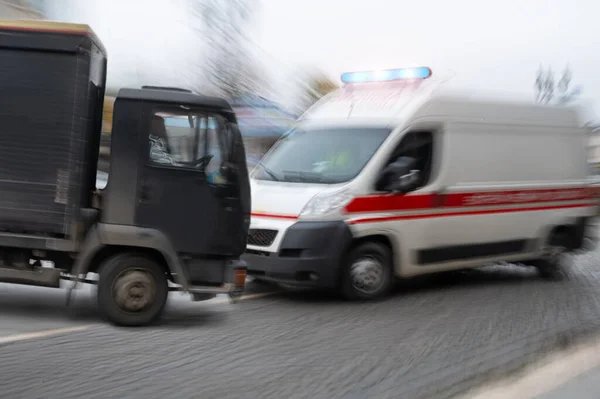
[40, 0, 600, 118]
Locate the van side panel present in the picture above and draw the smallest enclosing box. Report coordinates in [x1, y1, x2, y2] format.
[400, 121, 593, 276]
[444, 122, 587, 184]
[347, 120, 595, 278]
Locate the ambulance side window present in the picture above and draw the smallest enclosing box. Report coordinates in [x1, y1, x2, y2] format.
[376, 131, 434, 192]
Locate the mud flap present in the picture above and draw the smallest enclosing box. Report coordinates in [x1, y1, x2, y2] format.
[228, 260, 247, 303]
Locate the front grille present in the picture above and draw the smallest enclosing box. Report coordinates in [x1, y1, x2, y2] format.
[247, 229, 277, 247]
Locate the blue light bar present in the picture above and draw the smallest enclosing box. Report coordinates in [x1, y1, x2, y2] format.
[340, 67, 432, 84]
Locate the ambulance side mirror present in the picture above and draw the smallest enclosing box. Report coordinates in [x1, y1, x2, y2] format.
[376, 156, 420, 194]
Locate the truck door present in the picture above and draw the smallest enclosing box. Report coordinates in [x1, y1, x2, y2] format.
[135, 106, 248, 257]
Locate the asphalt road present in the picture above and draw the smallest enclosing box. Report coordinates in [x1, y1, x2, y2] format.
[3, 247, 600, 398]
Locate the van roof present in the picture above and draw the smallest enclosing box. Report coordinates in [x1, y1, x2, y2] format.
[300, 82, 583, 128]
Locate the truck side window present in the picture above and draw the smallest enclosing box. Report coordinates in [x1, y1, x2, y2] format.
[148, 111, 226, 184]
[376, 131, 434, 192]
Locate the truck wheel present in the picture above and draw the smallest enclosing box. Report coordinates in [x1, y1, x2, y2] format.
[340, 242, 393, 300]
[97, 253, 169, 327]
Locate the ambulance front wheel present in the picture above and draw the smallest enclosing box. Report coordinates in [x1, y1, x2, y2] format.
[340, 242, 394, 300]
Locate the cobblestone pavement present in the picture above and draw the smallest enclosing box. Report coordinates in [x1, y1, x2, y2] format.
[2, 248, 600, 398]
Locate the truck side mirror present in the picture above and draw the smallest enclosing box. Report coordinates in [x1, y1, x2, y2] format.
[376, 156, 420, 193]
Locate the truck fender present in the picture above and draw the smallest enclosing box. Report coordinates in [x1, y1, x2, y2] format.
[67, 223, 189, 306]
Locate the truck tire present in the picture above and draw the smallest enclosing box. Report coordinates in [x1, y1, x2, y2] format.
[340, 242, 394, 301]
[97, 253, 169, 327]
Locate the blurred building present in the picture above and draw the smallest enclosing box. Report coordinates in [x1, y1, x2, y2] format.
[0, 0, 44, 19]
[589, 124, 600, 171]
[230, 94, 296, 137]
[229, 93, 296, 167]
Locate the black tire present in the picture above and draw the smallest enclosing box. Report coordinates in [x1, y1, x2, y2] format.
[340, 242, 394, 300]
[533, 232, 570, 281]
[97, 253, 169, 327]
[536, 258, 566, 281]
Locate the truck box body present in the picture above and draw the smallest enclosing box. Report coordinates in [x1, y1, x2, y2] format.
[0, 21, 107, 238]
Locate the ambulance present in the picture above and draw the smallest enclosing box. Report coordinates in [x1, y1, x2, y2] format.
[242, 67, 597, 300]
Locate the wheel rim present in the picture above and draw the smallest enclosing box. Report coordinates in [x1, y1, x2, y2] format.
[350, 255, 385, 295]
[112, 268, 157, 313]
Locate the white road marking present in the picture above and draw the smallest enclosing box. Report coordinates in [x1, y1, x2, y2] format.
[0, 289, 280, 345]
[206, 290, 280, 305]
[461, 334, 600, 399]
[0, 325, 92, 345]
[238, 291, 281, 301]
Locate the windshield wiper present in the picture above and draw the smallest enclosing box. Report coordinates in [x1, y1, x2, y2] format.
[282, 170, 336, 183]
[257, 162, 280, 181]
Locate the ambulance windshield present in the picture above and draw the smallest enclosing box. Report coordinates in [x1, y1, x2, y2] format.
[252, 127, 391, 184]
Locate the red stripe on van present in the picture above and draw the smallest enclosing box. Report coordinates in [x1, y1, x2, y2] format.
[250, 187, 596, 222]
[344, 187, 593, 214]
[347, 202, 597, 225]
[250, 212, 298, 220]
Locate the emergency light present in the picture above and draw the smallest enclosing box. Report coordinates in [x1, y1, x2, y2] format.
[340, 67, 432, 84]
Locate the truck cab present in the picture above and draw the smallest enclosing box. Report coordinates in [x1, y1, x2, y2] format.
[101, 87, 250, 259]
[0, 20, 250, 326]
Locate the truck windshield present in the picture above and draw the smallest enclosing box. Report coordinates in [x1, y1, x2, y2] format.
[252, 127, 391, 184]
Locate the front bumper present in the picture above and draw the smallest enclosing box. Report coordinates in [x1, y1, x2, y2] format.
[183, 259, 247, 298]
[243, 221, 353, 289]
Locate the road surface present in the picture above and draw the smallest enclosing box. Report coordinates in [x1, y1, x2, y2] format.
[2, 249, 600, 398]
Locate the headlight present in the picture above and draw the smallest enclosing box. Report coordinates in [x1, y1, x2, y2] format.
[300, 189, 354, 217]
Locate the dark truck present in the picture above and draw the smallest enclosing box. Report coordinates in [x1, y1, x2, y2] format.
[0, 20, 251, 326]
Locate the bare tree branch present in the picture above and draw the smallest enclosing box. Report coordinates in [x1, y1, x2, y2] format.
[535, 65, 580, 106]
[190, 0, 263, 98]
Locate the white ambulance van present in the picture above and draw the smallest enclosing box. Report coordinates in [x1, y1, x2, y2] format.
[242, 67, 597, 300]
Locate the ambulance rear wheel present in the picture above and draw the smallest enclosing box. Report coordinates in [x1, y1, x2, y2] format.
[534, 232, 570, 281]
[341, 242, 393, 300]
[97, 253, 169, 327]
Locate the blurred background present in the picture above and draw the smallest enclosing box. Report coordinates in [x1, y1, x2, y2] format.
[3, 0, 600, 172]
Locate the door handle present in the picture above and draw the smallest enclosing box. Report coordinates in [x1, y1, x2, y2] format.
[140, 184, 151, 201]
